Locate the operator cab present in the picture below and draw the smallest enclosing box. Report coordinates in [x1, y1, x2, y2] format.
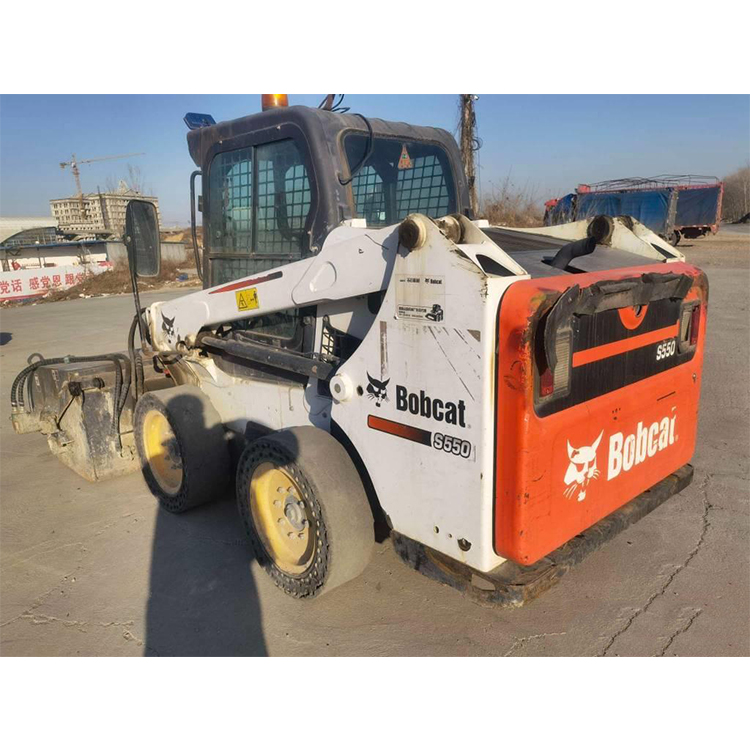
[186, 104, 471, 290]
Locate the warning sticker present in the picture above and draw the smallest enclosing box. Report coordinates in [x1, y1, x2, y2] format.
[396, 274, 445, 322]
[398, 144, 413, 170]
[235, 287, 259, 312]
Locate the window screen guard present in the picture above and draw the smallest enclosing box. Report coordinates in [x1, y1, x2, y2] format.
[207, 139, 313, 284]
[344, 134, 457, 227]
[207, 138, 314, 342]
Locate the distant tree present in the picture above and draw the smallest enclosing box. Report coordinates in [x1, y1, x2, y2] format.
[127, 164, 145, 194]
[481, 175, 544, 227]
[104, 164, 146, 195]
[722, 163, 750, 222]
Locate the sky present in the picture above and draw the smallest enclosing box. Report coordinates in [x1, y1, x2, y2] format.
[1, 94, 748, 226]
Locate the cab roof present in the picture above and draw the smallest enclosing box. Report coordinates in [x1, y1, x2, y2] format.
[186, 105, 470, 212]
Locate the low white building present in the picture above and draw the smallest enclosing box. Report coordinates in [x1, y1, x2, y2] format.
[0, 216, 58, 246]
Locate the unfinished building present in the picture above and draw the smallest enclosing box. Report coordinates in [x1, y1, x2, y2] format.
[50, 182, 160, 238]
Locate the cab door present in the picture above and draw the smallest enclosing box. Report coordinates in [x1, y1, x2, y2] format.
[204, 135, 317, 350]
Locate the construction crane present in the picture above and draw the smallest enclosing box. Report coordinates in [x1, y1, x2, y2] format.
[59, 152, 145, 221]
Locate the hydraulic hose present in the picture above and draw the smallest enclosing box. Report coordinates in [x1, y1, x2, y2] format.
[11, 352, 127, 440]
[11, 357, 67, 409]
[112, 353, 132, 438]
[10, 308, 150, 450]
[11, 352, 132, 448]
[128, 310, 147, 401]
[12, 353, 124, 410]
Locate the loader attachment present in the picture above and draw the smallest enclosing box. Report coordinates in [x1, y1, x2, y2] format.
[10, 356, 169, 482]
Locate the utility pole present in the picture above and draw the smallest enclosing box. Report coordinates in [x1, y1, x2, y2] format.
[459, 94, 479, 217]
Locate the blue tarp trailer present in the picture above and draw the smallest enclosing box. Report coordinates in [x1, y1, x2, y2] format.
[674, 185, 723, 237]
[544, 176, 723, 245]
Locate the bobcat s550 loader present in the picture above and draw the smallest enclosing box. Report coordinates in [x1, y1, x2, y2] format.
[11, 98, 707, 605]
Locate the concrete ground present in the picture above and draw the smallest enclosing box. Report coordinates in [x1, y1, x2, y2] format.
[1, 229, 748, 657]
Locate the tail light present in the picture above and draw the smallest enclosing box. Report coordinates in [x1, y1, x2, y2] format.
[690, 304, 701, 346]
[540, 366, 554, 396]
[536, 324, 572, 401]
[679, 302, 701, 352]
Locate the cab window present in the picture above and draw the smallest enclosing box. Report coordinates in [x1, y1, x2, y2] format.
[207, 138, 314, 343]
[344, 134, 457, 227]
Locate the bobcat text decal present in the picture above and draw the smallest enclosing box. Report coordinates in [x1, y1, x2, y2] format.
[608, 415, 677, 480]
[564, 413, 678, 501]
[395, 385, 466, 427]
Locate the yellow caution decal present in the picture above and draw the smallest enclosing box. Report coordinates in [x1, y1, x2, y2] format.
[235, 287, 259, 312]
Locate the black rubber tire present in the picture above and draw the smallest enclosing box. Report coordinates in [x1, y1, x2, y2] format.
[236, 426, 374, 599]
[134, 385, 230, 513]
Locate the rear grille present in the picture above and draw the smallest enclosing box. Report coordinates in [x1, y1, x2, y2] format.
[536, 297, 697, 417]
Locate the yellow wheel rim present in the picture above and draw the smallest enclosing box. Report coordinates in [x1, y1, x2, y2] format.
[249, 462, 314, 575]
[142, 410, 183, 495]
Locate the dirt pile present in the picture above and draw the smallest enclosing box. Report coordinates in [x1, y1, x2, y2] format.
[161, 226, 202, 249]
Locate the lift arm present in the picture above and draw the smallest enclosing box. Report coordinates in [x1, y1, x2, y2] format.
[146, 216, 526, 353]
[147, 223, 400, 352]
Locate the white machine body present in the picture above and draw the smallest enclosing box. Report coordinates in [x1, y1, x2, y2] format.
[142, 214, 680, 572]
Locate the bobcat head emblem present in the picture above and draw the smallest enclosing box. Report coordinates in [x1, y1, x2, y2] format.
[366, 373, 389, 407]
[563, 431, 603, 502]
[161, 313, 176, 337]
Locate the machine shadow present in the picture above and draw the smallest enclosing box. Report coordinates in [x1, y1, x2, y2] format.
[143, 392, 268, 657]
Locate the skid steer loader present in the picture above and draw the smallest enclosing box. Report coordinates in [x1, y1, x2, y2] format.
[10, 97, 707, 605]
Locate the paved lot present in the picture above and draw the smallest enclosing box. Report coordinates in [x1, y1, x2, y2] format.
[1, 231, 748, 656]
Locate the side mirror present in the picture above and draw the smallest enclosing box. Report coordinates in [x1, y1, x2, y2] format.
[125, 200, 161, 278]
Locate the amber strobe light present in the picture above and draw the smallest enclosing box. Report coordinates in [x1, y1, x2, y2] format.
[262, 94, 289, 110]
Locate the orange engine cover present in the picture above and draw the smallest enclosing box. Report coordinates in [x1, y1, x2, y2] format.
[494, 262, 707, 565]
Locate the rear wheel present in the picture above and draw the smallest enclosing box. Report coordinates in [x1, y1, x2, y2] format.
[236, 426, 374, 598]
[134, 385, 230, 513]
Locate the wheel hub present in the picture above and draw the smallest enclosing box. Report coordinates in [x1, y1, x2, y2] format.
[142, 410, 183, 494]
[284, 497, 306, 530]
[249, 463, 314, 575]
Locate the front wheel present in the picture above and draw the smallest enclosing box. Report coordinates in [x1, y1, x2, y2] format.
[236, 426, 374, 598]
[134, 385, 230, 513]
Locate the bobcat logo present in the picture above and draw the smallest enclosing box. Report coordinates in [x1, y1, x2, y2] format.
[366, 373, 389, 407]
[161, 313, 176, 337]
[564, 431, 603, 502]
